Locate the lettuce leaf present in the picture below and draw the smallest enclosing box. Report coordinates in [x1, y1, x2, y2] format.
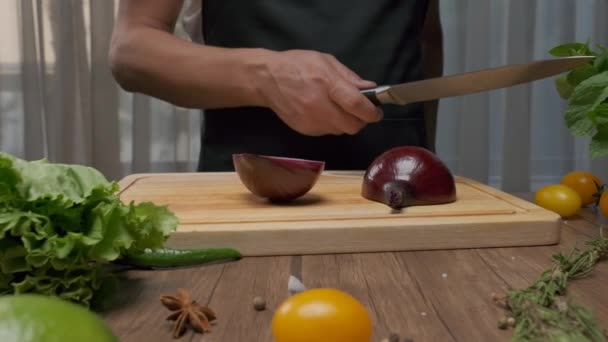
[0, 152, 178, 308]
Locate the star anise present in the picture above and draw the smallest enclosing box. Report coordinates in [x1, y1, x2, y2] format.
[160, 288, 216, 338]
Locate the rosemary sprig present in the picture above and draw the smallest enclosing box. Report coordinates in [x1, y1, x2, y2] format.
[494, 237, 608, 341]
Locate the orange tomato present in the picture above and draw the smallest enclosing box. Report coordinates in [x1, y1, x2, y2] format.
[535, 184, 582, 218]
[560, 171, 602, 206]
[271, 288, 372, 342]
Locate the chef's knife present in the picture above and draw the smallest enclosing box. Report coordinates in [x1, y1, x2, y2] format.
[361, 55, 595, 106]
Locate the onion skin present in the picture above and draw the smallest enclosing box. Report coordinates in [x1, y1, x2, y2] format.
[232, 153, 325, 202]
[361, 146, 456, 209]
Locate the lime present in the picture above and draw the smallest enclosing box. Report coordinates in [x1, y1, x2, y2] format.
[0, 294, 118, 342]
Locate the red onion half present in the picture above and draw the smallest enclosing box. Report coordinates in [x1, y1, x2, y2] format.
[232, 153, 325, 202]
[361, 146, 456, 209]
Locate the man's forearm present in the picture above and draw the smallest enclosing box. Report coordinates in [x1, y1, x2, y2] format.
[109, 26, 272, 109]
[109, 0, 391, 137]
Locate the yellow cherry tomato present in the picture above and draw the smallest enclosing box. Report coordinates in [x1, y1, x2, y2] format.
[560, 171, 602, 206]
[271, 288, 372, 342]
[599, 190, 608, 219]
[535, 184, 582, 218]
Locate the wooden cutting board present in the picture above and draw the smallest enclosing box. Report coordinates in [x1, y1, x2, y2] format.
[118, 171, 561, 256]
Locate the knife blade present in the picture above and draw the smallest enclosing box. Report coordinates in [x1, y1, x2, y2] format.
[361, 55, 595, 106]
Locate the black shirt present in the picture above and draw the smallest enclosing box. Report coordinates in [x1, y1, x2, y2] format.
[198, 0, 430, 171]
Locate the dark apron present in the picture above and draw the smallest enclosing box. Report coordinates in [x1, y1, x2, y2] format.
[198, 0, 430, 171]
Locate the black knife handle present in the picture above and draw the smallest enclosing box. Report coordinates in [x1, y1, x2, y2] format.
[360, 88, 382, 106]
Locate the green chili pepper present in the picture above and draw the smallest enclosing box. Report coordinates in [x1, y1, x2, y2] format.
[121, 247, 242, 269]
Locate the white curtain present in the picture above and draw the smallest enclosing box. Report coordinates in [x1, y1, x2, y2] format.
[438, 0, 608, 191]
[1, 0, 607, 192]
[1, 0, 201, 182]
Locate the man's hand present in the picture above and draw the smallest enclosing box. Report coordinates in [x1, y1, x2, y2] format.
[258, 50, 383, 136]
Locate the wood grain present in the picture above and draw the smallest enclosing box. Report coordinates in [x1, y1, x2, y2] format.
[103, 197, 608, 342]
[397, 249, 513, 342]
[301, 253, 456, 341]
[200, 256, 292, 342]
[102, 262, 227, 341]
[117, 172, 561, 256]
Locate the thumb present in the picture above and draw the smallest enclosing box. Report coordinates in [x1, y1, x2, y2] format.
[352, 78, 378, 89]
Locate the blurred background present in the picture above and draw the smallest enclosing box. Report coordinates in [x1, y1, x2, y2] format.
[1, 0, 607, 192]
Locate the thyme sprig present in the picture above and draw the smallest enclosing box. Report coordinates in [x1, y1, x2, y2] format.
[494, 236, 608, 341]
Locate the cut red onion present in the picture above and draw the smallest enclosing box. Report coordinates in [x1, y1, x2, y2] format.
[361, 146, 456, 209]
[233, 153, 325, 202]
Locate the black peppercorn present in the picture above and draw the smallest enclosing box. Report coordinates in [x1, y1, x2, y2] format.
[252, 296, 266, 311]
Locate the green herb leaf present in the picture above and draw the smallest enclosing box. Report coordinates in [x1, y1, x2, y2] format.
[552, 41, 608, 160]
[567, 64, 598, 87]
[590, 124, 608, 159]
[587, 103, 608, 124]
[564, 71, 608, 136]
[555, 76, 574, 99]
[549, 42, 595, 57]
[594, 53, 608, 72]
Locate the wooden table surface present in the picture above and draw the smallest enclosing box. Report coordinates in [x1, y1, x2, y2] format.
[102, 194, 608, 342]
